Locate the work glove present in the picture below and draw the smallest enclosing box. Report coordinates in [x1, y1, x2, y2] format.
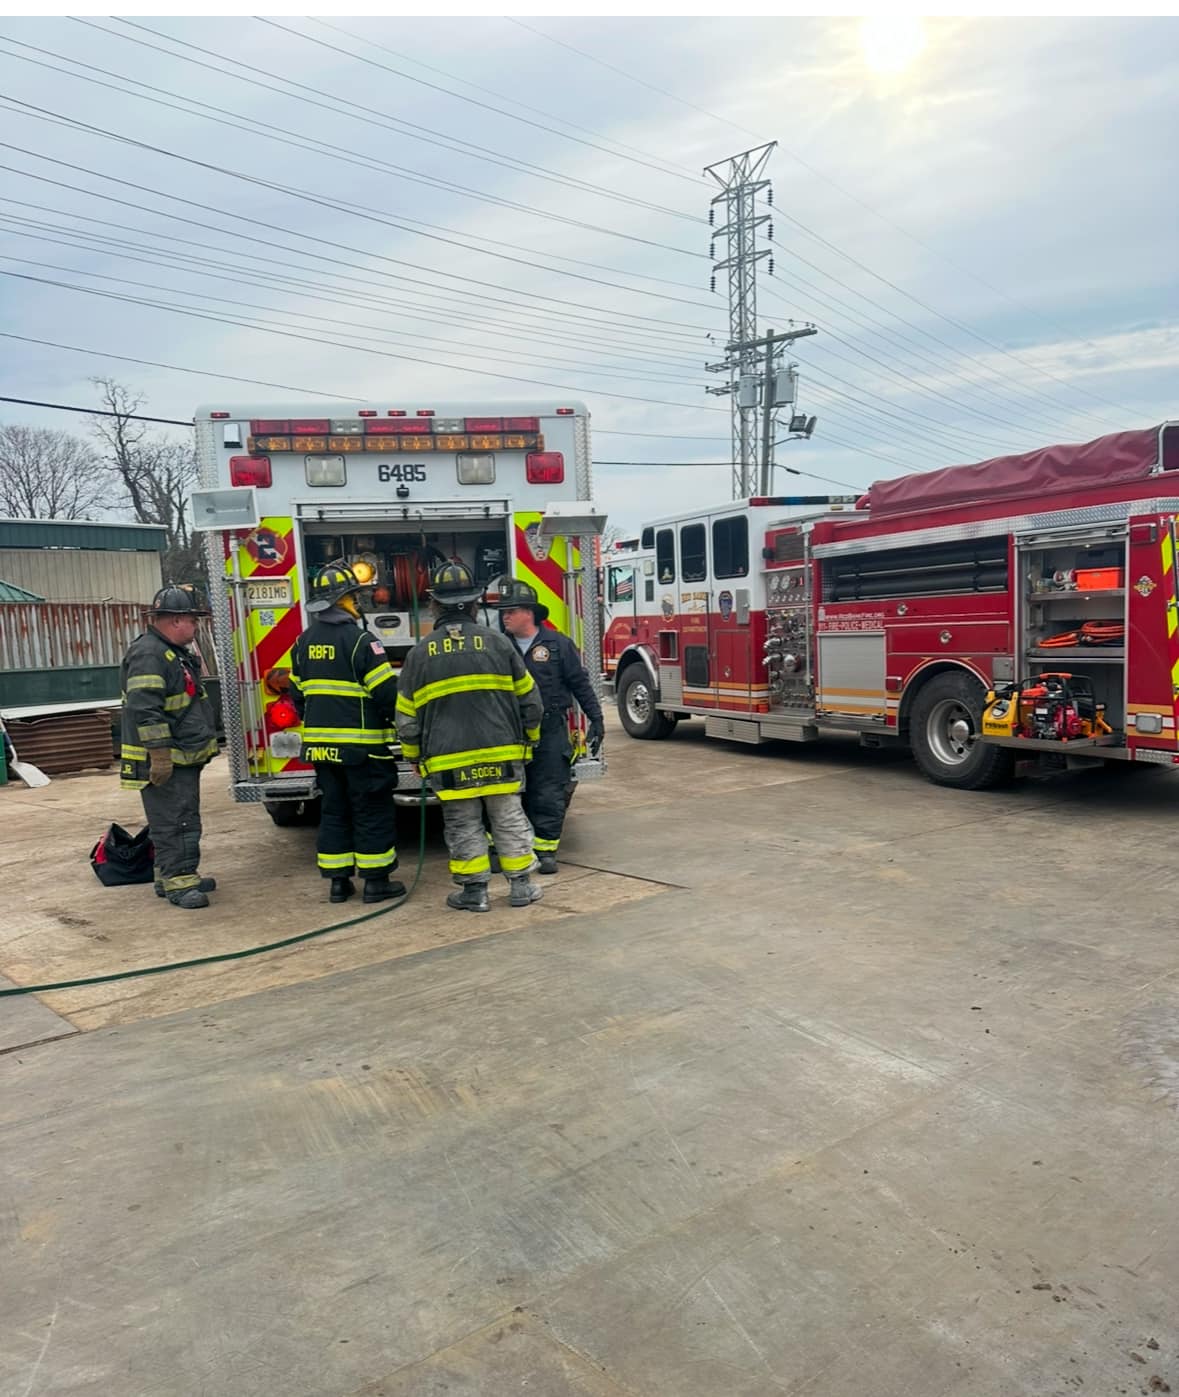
[148, 748, 174, 787]
[586, 717, 605, 756]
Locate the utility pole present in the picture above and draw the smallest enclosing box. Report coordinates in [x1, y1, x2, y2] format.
[724, 326, 818, 495]
[704, 143, 775, 500]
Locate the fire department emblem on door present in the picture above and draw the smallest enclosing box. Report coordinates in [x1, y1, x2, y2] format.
[1135, 575, 1157, 597]
[244, 526, 288, 570]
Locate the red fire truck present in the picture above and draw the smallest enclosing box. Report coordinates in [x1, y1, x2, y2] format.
[606, 424, 1179, 788]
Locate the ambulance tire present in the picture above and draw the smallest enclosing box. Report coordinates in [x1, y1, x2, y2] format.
[265, 796, 322, 827]
[909, 672, 1015, 790]
[618, 668, 676, 740]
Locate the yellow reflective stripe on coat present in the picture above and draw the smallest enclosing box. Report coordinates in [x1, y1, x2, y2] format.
[121, 742, 148, 760]
[138, 722, 170, 742]
[525, 725, 540, 743]
[396, 692, 417, 718]
[299, 679, 368, 698]
[513, 673, 535, 697]
[424, 744, 526, 773]
[125, 673, 166, 692]
[437, 781, 522, 800]
[171, 740, 219, 765]
[411, 673, 515, 707]
[400, 741, 420, 759]
[364, 662, 395, 691]
[163, 692, 193, 712]
[302, 726, 396, 744]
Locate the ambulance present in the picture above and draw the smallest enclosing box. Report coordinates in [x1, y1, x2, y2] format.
[191, 401, 604, 823]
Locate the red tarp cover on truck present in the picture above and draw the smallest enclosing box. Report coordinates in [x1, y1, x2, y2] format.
[859, 425, 1175, 517]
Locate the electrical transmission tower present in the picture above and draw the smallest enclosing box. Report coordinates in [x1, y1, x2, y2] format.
[704, 143, 776, 499]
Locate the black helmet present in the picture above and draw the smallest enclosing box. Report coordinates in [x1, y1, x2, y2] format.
[307, 560, 361, 614]
[150, 584, 209, 616]
[428, 560, 483, 606]
[493, 576, 549, 624]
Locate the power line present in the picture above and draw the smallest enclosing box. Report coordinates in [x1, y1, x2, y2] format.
[1, 270, 731, 415]
[510, 16, 1144, 415]
[0, 187, 708, 361]
[0, 394, 189, 427]
[0, 28, 706, 297]
[0, 93, 718, 327]
[0, 135, 715, 346]
[88, 19, 702, 230]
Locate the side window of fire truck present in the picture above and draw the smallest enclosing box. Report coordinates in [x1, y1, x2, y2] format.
[644, 560, 655, 603]
[680, 524, 707, 582]
[656, 528, 676, 584]
[712, 515, 749, 579]
[608, 566, 636, 604]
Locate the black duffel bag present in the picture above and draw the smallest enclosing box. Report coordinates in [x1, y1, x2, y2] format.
[89, 823, 155, 887]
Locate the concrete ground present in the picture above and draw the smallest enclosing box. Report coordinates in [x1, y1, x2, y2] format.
[2, 715, 1178, 1396]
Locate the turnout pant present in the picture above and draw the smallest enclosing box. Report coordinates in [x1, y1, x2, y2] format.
[444, 793, 536, 885]
[521, 711, 573, 855]
[141, 764, 204, 894]
[315, 761, 398, 879]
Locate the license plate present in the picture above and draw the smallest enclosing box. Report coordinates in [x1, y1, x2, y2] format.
[246, 578, 294, 609]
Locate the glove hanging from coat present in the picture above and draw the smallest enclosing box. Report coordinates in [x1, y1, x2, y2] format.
[148, 748, 174, 786]
[586, 717, 605, 756]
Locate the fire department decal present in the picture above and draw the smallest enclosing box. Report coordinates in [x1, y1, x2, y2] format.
[818, 608, 886, 632]
[718, 590, 734, 620]
[522, 520, 553, 562]
[661, 595, 675, 619]
[680, 591, 708, 613]
[531, 644, 550, 662]
[243, 526, 288, 571]
[1135, 575, 1157, 597]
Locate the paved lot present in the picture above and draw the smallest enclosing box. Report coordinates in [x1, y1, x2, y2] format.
[2, 716, 1178, 1396]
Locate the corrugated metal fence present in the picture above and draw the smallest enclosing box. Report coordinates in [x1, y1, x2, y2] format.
[0, 601, 144, 672]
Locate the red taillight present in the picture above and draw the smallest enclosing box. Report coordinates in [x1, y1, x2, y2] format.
[555, 407, 575, 416]
[387, 409, 407, 417]
[394, 419, 431, 434]
[364, 421, 401, 435]
[268, 697, 299, 730]
[250, 418, 289, 433]
[416, 409, 435, 417]
[290, 418, 329, 433]
[358, 409, 377, 417]
[230, 455, 272, 487]
[526, 452, 565, 484]
[503, 416, 539, 432]
[465, 416, 503, 432]
[210, 411, 230, 420]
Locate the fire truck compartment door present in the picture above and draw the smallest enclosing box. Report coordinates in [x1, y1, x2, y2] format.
[816, 632, 887, 719]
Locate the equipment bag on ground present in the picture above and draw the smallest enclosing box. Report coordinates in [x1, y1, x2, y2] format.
[89, 823, 155, 886]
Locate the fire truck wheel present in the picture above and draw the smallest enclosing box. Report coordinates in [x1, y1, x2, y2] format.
[909, 672, 1015, 790]
[264, 797, 323, 827]
[617, 668, 676, 740]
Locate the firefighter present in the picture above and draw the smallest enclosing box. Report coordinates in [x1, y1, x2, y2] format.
[396, 561, 544, 914]
[119, 586, 219, 909]
[290, 561, 404, 904]
[494, 578, 604, 874]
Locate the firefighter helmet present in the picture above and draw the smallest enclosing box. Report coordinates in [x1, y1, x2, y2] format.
[149, 584, 209, 616]
[492, 577, 549, 624]
[428, 560, 484, 606]
[307, 561, 362, 614]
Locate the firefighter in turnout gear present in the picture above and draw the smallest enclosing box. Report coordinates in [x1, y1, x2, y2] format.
[396, 561, 545, 913]
[290, 561, 404, 904]
[119, 586, 219, 909]
[495, 578, 604, 874]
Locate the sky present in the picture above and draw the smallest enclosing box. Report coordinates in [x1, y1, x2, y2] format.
[0, 14, 1177, 532]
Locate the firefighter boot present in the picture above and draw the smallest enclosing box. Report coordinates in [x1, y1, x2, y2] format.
[329, 877, 355, 904]
[536, 854, 559, 876]
[167, 887, 210, 910]
[362, 875, 407, 903]
[446, 883, 490, 914]
[509, 875, 543, 907]
[156, 877, 216, 898]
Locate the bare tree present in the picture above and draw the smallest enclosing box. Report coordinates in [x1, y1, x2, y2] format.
[90, 377, 205, 584]
[0, 423, 108, 519]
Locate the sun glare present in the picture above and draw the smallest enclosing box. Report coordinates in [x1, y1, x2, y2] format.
[860, 15, 926, 76]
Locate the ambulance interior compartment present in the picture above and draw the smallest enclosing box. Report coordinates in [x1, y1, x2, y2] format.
[301, 521, 510, 667]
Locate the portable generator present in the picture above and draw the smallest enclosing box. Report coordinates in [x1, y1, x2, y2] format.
[1019, 672, 1107, 741]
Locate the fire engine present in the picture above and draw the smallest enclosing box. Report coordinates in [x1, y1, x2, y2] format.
[191, 400, 604, 823]
[606, 424, 1179, 788]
